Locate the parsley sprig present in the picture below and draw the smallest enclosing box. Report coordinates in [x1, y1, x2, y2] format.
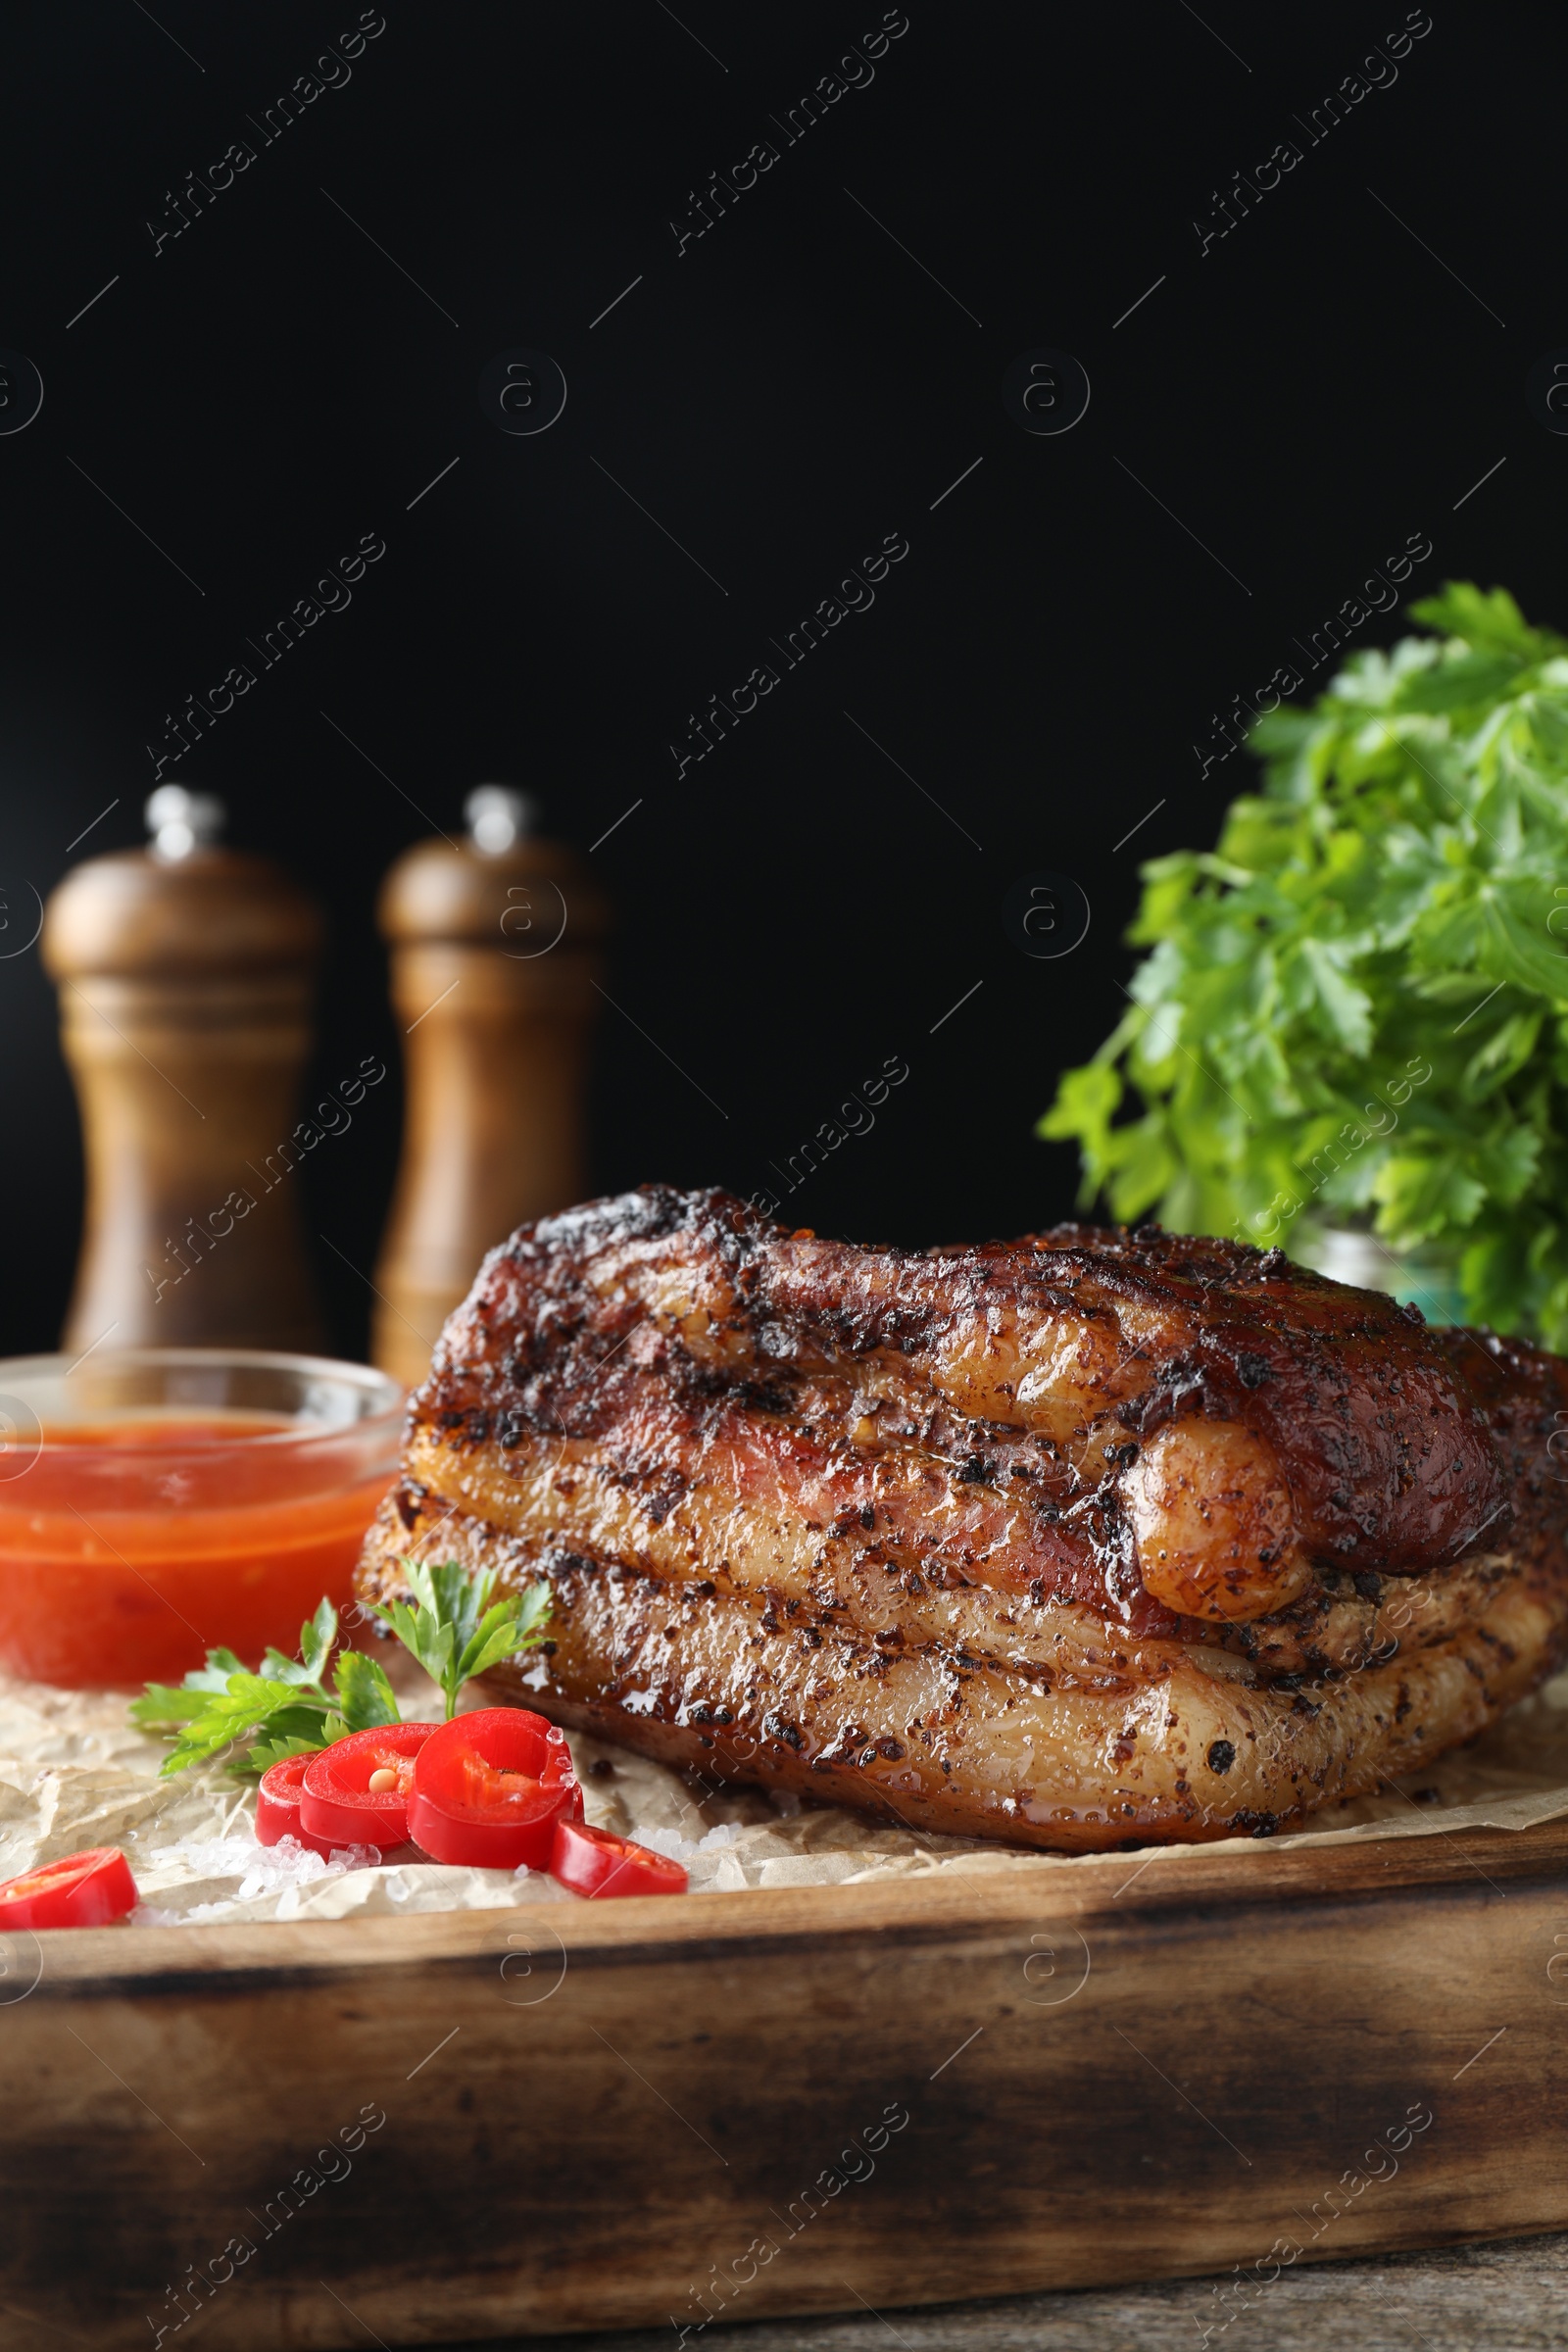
[129, 1562, 551, 1778]
[367, 1557, 552, 1721]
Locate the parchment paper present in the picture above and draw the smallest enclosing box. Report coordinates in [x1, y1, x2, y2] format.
[4, 1648, 1567, 1925]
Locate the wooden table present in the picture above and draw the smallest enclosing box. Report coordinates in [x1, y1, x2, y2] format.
[467, 2232, 1568, 2350]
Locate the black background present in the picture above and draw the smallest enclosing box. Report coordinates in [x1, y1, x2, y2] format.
[0, 0, 1556, 1360]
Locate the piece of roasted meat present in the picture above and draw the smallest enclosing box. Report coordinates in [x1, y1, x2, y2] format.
[355, 1187, 1568, 1850]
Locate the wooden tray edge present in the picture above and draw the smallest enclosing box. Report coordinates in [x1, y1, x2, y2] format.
[23, 1809, 1568, 1990]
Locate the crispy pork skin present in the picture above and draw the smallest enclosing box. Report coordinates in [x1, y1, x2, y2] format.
[355, 1187, 1568, 1850]
[1122, 1419, 1310, 1620]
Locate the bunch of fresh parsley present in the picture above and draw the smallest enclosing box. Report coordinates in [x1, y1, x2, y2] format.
[130, 1561, 552, 1778]
[1043, 582, 1568, 1346]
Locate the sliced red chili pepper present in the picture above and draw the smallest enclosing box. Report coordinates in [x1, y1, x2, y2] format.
[550, 1818, 688, 1900]
[299, 1722, 438, 1851]
[255, 1752, 346, 1857]
[409, 1707, 581, 1869]
[0, 1845, 138, 1930]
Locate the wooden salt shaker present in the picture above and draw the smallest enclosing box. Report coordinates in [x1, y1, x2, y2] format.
[42, 786, 326, 1353]
[371, 788, 608, 1389]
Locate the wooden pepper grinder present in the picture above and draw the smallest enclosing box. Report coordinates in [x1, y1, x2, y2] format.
[371, 786, 608, 1388]
[42, 785, 326, 1353]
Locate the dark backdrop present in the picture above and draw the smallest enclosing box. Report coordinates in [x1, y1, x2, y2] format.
[0, 0, 1557, 1358]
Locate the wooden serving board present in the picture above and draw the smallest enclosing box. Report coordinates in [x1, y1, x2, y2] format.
[5, 1818, 1568, 2351]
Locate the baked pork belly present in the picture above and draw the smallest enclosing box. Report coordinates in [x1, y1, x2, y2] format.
[356, 1187, 1568, 1849]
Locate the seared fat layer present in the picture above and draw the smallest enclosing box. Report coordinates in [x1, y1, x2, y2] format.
[359, 1487, 1555, 1849]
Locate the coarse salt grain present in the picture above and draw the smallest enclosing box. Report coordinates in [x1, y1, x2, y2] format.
[149, 1833, 380, 1903]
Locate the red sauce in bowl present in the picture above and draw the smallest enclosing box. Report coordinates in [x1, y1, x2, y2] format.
[0, 1358, 401, 1689]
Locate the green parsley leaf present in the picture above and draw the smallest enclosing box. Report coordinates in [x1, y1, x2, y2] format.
[128, 1645, 276, 1735]
[160, 1675, 322, 1779]
[333, 1648, 402, 1733]
[246, 1732, 324, 1774]
[299, 1595, 338, 1684]
[261, 1597, 338, 1690]
[369, 1558, 552, 1718]
[134, 1610, 358, 1778]
[127, 1684, 208, 1730]
[455, 1598, 526, 1686]
[223, 1703, 342, 1777]
[372, 1593, 455, 1697]
[184, 1647, 248, 1692]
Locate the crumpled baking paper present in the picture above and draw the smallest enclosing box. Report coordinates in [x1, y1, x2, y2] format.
[3, 1650, 1567, 1924]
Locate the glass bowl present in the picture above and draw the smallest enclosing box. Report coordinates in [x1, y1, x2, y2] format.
[0, 1349, 403, 1690]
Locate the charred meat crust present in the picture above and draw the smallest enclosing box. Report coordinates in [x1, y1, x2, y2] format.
[763, 1217, 1509, 1578]
[418, 1186, 1525, 1607]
